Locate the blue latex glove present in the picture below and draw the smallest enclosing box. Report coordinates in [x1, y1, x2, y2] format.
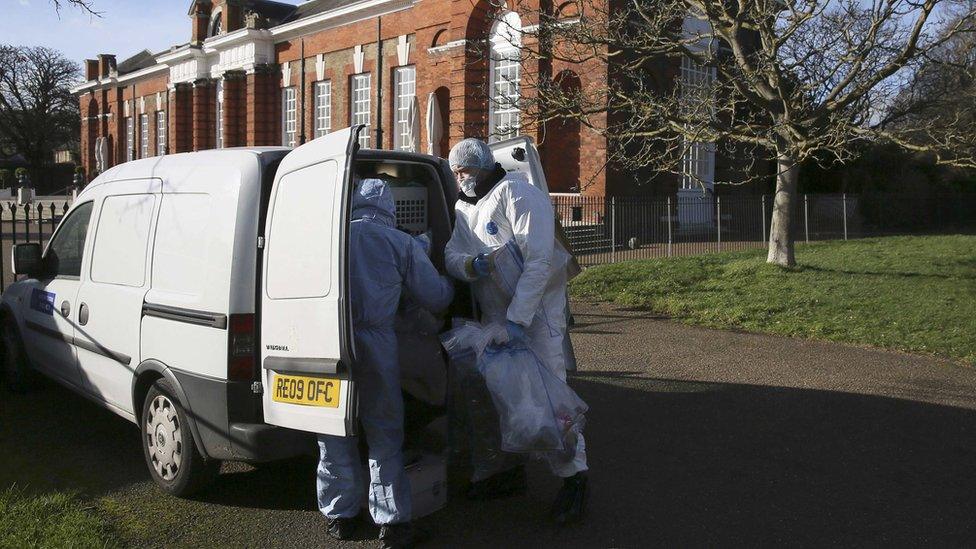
[471, 253, 491, 278]
[505, 320, 526, 346]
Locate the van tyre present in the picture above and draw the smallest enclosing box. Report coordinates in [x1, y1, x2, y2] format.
[141, 378, 219, 496]
[1, 318, 33, 393]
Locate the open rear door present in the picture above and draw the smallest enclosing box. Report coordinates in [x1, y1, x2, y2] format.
[261, 127, 359, 435]
[489, 136, 579, 371]
[488, 136, 550, 194]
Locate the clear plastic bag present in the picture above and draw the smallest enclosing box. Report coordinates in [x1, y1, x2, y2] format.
[442, 320, 519, 481]
[441, 320, 588, 457]
[487, 239, 524, 302]
[479, 342, 587, 453]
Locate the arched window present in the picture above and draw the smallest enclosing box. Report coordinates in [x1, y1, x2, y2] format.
[210, 12, 223, 37]
[680, 14, 717, 191]
[488, 11, 522, 142]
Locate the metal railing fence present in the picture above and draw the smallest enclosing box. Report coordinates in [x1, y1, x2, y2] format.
[0, 192, 972, 290]
[553, 192, 976, 267]
[0, 202, 69, 292]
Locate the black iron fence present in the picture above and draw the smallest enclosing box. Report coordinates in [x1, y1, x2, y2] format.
[553, 192, 976, 267]
[0, 202, 69, 292]
[0, 192, 972, 290]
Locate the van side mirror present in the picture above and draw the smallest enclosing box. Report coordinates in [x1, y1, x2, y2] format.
[12, 243, 42, 277]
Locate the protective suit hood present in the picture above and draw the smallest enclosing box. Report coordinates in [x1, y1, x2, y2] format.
[353, 178, 396, 227]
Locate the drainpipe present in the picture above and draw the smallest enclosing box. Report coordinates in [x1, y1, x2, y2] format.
[375, 16, 383, 148]
[299, 38, 307, 145]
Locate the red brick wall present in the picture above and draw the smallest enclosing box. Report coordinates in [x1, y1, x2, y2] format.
[192, 79, 216, 150]
[246, 67, 280, 146]
[223, 71, 246, 147]
[172, 83, 193, 153]
[75, 0, 617, 197]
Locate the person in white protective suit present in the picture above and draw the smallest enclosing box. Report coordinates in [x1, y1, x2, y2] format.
[444, 138, 588, 524]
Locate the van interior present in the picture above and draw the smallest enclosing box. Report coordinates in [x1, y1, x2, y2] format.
[351, 157, 463, 462]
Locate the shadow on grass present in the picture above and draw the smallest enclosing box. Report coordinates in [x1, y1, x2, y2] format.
[4, 369, 976, 546]
[569, 308, 666, 335]
[798, 264, 975, 280]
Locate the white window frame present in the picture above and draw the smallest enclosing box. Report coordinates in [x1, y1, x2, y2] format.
[215, 79, 225, 149]
[350, 73, 371, 148]
[489, 12, 523, 143]
[209, 9, 223, 38]
[281, 86, 297, 147]
[393, 66, 416, 151]
[314, 80, 332, 138]
[140, 113, 150, 158]
[680, 56, 717, 190]
[156, 111, 167, 155]
[125, 117, 134, 162]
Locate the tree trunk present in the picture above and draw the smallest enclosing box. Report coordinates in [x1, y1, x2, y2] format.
[767, 151, 798, 267]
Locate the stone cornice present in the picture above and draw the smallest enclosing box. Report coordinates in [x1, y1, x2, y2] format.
[270, 0, 417, 41]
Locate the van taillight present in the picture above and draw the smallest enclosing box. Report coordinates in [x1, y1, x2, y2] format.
[228, 313, 255, 381]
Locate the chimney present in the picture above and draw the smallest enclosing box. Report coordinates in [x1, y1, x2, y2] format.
[97, 54, 116, 78]
[190, 0, 213, 46]
[85, 59, 99, 81]
[221, 0, 244, 34]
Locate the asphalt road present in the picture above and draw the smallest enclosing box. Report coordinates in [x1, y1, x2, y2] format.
[3, 302, 976, 547]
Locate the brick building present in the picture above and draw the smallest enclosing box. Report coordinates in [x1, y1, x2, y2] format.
[72, 0, 764, 200]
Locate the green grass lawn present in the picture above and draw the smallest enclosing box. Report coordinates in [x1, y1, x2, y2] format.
[570, 235, 976, 364]
[0, 486, 117, 548]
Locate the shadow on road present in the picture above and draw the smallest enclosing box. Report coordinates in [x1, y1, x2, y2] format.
[3, 368, 976, 546]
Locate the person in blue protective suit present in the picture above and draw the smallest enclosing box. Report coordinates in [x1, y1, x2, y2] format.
[317, 178, 454, 548]
[444, 138, 589, 524]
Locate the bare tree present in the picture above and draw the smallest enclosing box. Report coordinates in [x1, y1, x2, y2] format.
[49, 0, 100, 16]
[0, 46, 80, 170]
[494, 0, 976, 266]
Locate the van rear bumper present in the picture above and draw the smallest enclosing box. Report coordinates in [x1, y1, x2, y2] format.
[227, 422, 316, 462]
[170, 368, 315, 462]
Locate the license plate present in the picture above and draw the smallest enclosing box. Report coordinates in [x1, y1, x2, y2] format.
[271, 374, 341, 408]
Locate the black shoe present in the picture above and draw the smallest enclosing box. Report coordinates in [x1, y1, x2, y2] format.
[379, 522, 427, 549]
[550, 472, 588, 525]
[465, 465, 527, 501]
[327, 515, 358, 541]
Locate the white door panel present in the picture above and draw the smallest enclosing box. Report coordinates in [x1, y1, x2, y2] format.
[75, 181, 159, 413]
[261, 126, 359, 435]
[21, 279, 81, 383]
[20, 200, 97, 386]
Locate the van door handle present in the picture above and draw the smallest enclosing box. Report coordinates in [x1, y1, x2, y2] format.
[60, 300, 70, 317]
[79, 303, 89, 326]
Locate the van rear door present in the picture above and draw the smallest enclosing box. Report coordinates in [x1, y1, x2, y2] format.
[488, 136, 550, 193]
[260, 127, 359, 435]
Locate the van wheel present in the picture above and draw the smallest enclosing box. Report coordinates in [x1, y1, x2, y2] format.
[1, 318, 33, 393]
[141, 379, 219, 497]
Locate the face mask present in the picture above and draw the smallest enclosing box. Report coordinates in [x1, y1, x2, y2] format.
[458, 173, 478, 197]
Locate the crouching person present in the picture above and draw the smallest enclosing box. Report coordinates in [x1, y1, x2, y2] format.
[317, 179, 454, 548]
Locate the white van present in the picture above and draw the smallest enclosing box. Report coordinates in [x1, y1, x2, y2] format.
[0, 127, 554, 500]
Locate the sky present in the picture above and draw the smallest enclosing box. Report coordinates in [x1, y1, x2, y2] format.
[1, 0, 966, 72]
[1, 0, 302, 69]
